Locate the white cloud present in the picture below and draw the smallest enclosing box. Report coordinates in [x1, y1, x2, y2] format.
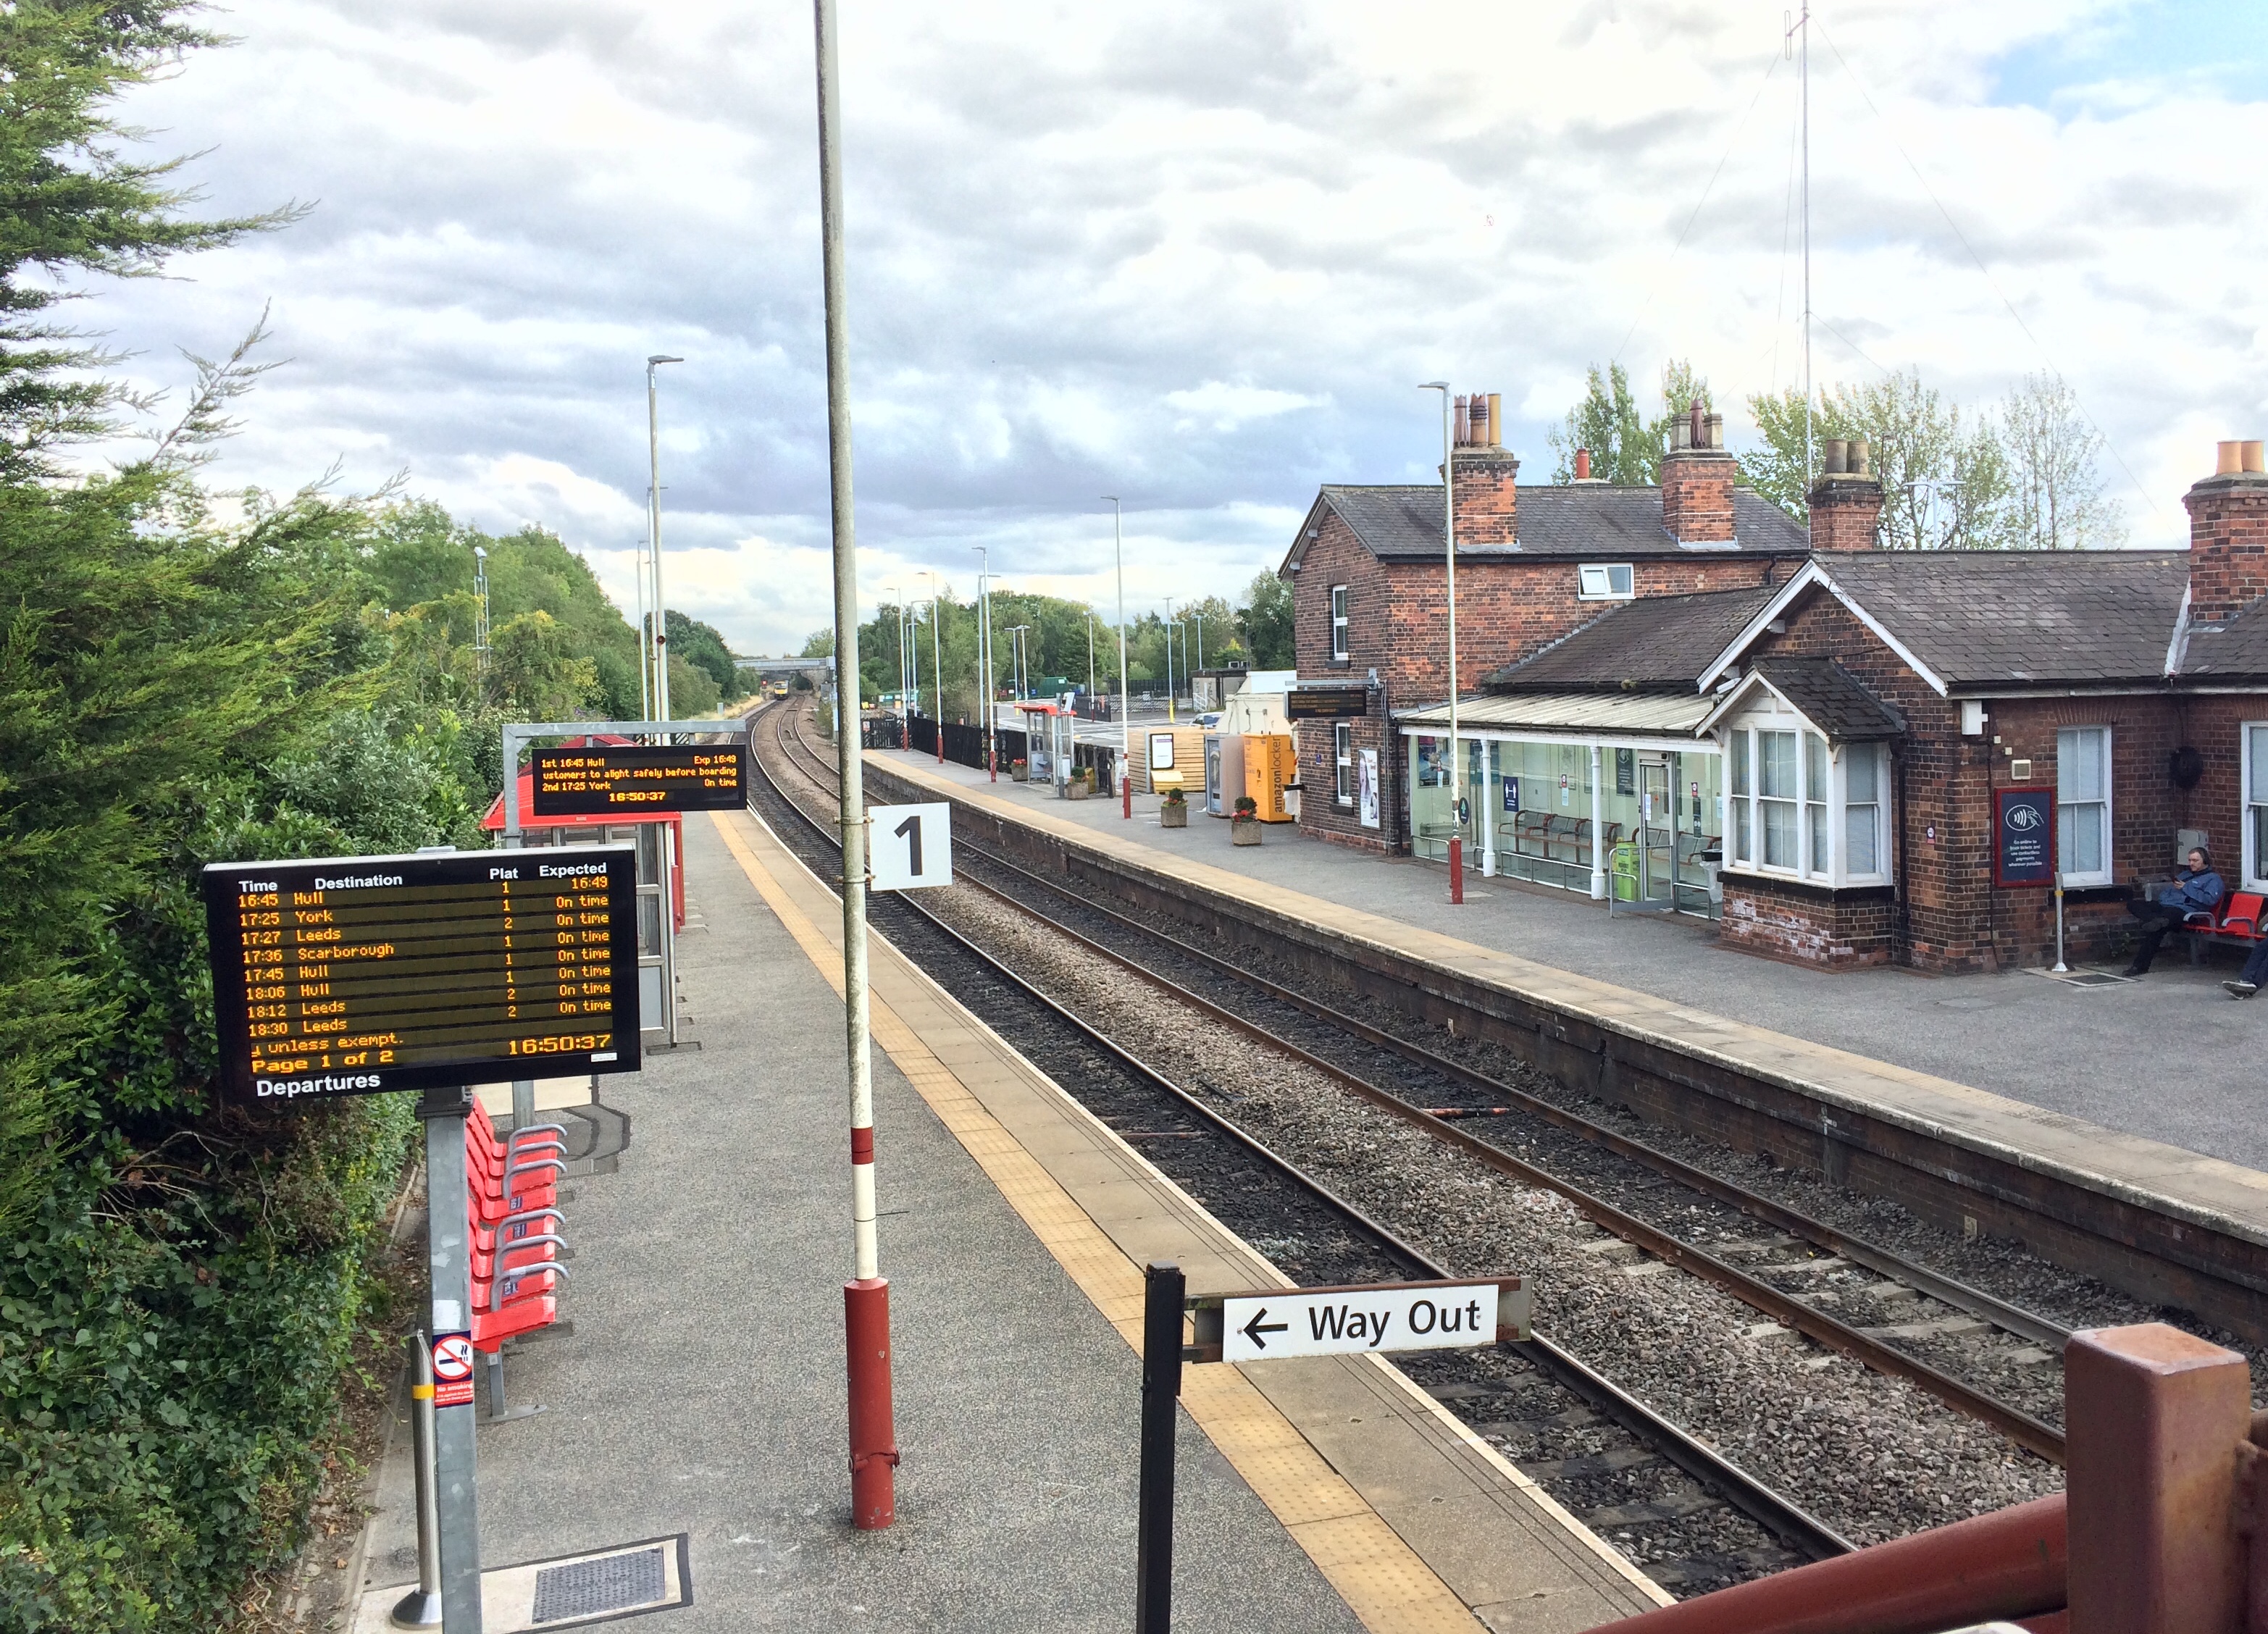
[63, 0, 2268, 653]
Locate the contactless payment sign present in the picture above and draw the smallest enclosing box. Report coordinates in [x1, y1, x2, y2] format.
[1993, 787, 2056, 887]
[432, 1331, 475, 1408]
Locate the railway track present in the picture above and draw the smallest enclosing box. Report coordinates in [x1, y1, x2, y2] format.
[745, 700, 1862, 1591]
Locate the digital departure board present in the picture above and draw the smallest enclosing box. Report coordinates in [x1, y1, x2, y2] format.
[202, 847, 641, 1105]
[528, 745, 745, 816]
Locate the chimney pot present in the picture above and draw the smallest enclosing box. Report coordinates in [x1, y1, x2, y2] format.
[1706, 411, 1724, 451]
[1669, 418, 1690, 452]
[1470, 393, 1491, 448]
[2218, 440, 2246, 476]
[2246, 440, 2265, 475]
[1851, 437, 1871, 477]
[1824, 438, 1848, 475]
[1689, 398, 1705, 450]
[1574, 448, 1591, 482]
[1487, 393, 1502, 450]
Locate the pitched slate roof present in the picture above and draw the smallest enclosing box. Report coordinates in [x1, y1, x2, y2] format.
[1804, 551, 2190, 688]
[2177, 595, 2268, 677]
[1483, 584, 1780, 692]
[1746, 658, 1907, 740]
[1296, 482, 1809, 567]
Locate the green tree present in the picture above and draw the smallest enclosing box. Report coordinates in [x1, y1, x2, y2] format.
[0, 0, 298, 479]
[1545, 359, 1713, 485]
[1744, 369, 2008, 548]
[664, 608, 744, 703]
[1999, 372, 2125, 550]
[1236, 569, 1294, 669]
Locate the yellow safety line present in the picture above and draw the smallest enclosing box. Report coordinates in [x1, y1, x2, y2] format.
[711, 810, 1479, 1634]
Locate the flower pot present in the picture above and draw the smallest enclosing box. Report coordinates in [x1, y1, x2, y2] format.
[1010, 765, 1029, 782]
[1231, 816, 1262, 846]
[1064, 780, 1089, 800]
[1159, 803, 1188, 828]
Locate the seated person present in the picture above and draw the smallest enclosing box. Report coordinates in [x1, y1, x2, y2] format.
[2124, 847, 2222, 976]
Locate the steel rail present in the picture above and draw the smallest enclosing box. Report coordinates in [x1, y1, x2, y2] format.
[778, 710, 2069, 1462]
[932, 818, 2071, 1353]
[751, 702, 1857, 1560]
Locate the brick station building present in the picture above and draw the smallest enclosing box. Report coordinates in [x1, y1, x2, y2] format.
[1283, 401, 2268, 972]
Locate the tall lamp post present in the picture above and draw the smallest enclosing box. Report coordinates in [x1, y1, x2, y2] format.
[472, 545, 491, 692]
[635, 540, 653, 721]
[926, 572, 945, 763]
[974, 547, 995, 779]
[1163, 598, 1178, 724]
[1106, 497, 1130, 817]
[1420, 381, 1464, 905]
[811, 0, 895, 1533]
[645, 353, 684, 738]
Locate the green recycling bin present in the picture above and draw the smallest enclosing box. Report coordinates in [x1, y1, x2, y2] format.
[1611, 842, 1641, 902]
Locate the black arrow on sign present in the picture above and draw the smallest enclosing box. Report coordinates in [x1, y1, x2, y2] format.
[1240, 1308, 1289, 1350]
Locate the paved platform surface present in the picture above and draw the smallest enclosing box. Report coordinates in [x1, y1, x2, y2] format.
[884, 750, 2268, 1175]
[350, 803, 1665, 1633]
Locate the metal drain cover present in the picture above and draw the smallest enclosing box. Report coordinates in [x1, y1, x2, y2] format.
[530, 1546, 666, 1624]
[2057, 971, 2126, 987]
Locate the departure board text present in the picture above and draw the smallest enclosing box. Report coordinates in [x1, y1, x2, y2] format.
[529, 745, 745, 816]
[203, 847, 641, 1105]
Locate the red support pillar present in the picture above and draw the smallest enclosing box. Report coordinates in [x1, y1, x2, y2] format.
[843, 1273, 897, 1529]
[1449, 836, 1464, 904]
[2066, 1324, 2250, 1634]
[1123, 760, 1132, 818]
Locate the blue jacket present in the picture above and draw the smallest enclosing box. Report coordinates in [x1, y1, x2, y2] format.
[2162, 868, 2224, 910]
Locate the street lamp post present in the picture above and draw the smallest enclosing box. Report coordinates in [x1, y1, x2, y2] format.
[974, 547, 995, 779]
[645, 353, 684, 739]
[635, 540, 653, 721]
[1086, 606, 1096, 703]
[472, 545, 491, 693]
[1163, 598, 1177, 724]
[1420, 381, 1463, 905]
[811, 0, 895, 1532]
[1106, 498, 1130, 817]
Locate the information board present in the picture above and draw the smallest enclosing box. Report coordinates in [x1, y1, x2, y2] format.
[529, 745, 745, 816]
[1993, 787, 2056, 887]
[1286, 688, 1368, 720]
[203, 847, 641, 1105]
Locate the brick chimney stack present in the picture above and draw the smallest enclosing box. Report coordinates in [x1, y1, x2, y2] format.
[1448, 390, 1518, 546]
[1808, 437, 1883, 551]
[2185, 439, 2268, 626]
[1660, 401, 1736, 545]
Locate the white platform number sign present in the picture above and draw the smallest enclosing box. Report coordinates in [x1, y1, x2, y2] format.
[869, 803, 953, 891]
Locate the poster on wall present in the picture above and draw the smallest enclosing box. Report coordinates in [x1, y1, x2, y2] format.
[1357, 750, 1380, 829]
[1993, 787, 2056, 887]
[1502, 776, 1520, 813]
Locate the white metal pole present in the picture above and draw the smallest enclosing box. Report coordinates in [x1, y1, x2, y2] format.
[636, 540, 653, 724]
[1799, 4, 1812, 494]
[646, 353, 682, 735]
[812, 0, 894, 1530]
[1164, 598, 1176, 724]
[1421, 382, 1462, 897]
[1108, 498, 1129, 814]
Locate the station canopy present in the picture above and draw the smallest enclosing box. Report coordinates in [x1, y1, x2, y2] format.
[1393, 690, 1715, 741]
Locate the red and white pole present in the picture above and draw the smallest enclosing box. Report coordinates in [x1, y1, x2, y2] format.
[815, 0, 896, 1530]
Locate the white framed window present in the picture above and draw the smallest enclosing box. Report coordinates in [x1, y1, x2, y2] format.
[2056, 726, 2111, 887]
[1576, 563, 1635, 600]
[1723, 717, 1891, 887]
[1329, 585, 1349, 661]
[2246, 724, 2268, 890]
[1334, 722, 1353, 805]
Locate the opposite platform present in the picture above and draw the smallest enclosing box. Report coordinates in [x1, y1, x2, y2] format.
[866, 750, 2268, 1328]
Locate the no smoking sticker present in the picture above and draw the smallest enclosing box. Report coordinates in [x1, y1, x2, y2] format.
[432, 1330, 475, 1409]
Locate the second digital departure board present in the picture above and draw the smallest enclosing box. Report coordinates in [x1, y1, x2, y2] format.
[529, 745, 745, 816]
[202, 847, 641, 1105]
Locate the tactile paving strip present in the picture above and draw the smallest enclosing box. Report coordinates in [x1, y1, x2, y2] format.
[529, 1546, 665, 1625]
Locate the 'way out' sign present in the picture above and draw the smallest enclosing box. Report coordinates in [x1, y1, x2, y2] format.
[1189, 1277, 1529, 1364]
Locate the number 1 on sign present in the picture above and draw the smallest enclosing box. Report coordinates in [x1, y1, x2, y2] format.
[869, 803, 951, 891]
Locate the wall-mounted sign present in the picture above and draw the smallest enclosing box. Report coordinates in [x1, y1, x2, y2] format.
[1357, 749, 1379, 828]
[530, 745, 745, 816]
[869, 803, 953, 891]
[1993, 787, 2056, 887]
[204, 847, 641, 1105]
[1286, 688, 1368, 720]
[1502, 776, 1519, 813]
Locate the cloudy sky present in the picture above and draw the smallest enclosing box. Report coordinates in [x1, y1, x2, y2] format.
[85, 0, 2268, 654]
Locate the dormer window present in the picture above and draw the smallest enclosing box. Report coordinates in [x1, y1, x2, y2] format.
[1577, 563, 1634, 600]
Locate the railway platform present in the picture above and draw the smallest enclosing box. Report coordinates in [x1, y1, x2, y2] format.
[874, 749, 2268, 1174]
[347, 801, 1668, 1633]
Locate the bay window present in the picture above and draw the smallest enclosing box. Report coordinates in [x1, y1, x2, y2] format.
[1723, 718, 1891, 887]
[2056, 726, 2110, 887]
